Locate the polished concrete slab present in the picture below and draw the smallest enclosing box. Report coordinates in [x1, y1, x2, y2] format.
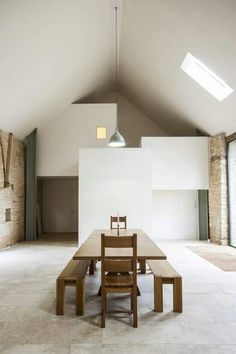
[1, 237, 236, 353]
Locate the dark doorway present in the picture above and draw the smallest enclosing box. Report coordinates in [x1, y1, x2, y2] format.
[198, 190, 209, 241]
[37, 177, 78, 240]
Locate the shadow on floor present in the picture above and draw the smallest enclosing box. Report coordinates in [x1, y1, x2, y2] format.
[36, 233, 78, 247]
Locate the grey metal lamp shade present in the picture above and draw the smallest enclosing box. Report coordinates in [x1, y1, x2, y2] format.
[108, 129, 126, 147]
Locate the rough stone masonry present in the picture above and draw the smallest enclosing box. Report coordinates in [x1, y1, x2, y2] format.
[209, 133, 229, 245]
[0, 130, 25, 249]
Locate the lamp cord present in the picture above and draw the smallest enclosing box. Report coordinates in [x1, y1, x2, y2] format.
[115, 6, 118, 130]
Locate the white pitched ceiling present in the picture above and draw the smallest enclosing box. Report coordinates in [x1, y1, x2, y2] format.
[0, 0, 116, 139]
[0, 0, 236, 138]
[119, 0, 236, 136]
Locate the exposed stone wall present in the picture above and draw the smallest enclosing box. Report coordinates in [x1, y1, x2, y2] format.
[209, 133, 229, 245]
[0, 130, 25, 249]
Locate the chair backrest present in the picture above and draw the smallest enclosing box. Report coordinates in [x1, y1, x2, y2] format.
[110, 216, 127, 229]
[101, 233, 137, 280]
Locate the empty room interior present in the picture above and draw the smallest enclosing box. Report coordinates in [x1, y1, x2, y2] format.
[1, 0, 236, 353]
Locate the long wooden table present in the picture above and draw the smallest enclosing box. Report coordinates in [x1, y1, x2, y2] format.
[73, 229, 167, 296]
[73, 229, 166, 261]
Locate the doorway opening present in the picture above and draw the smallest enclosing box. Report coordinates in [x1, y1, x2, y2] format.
[37, 177, 78, 243]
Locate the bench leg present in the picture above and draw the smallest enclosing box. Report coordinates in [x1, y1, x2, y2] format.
[154, 277, 163, 312]
[89, 260, 95, 275]
[173, 277, 182, 313]
[76, 278, 85, 316]
[139, 259, 146, 274]
[56, 278, 65, 315]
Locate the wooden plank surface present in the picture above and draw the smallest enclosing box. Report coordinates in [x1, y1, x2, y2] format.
[73, 229, 166, 260]
[58, 259, 90, 279]
[148, 260, 181, 278]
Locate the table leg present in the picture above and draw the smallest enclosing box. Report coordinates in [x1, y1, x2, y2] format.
[139, 259, 146, 274]
[89, 260, 96, 275]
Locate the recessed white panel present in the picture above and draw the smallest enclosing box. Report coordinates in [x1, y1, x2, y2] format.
[152, 190, 199, 240]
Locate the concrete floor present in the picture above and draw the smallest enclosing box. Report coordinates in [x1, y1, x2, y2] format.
[1, 238, 236, 354]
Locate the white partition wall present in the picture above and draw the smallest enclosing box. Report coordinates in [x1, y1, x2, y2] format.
[141, 137, 209, 240]
[141, 137, 209, 190]
[152, 190, 199, 240]
[79, 148, 152, 245]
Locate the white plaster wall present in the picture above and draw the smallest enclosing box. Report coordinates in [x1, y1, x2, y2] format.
[152, 190, 199, 240]
[79, 148, 152, 245]
[118, 94, 166, 147]
[141, 137, 209, 190]
[37, 104, 116, 176]
[99, 92, 166, 146]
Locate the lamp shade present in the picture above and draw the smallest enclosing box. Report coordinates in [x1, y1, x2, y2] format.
[108, 129, 126, 147]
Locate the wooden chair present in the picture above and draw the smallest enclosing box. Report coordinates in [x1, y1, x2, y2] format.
[147, 260, 182, 313]
[110, 216, 145, 275]
[101, 233, 138, 328]
[110, 216, 127, 229]
[56, 259, 90, 316]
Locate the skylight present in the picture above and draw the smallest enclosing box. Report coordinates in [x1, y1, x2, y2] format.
[181, 53, 233, 102]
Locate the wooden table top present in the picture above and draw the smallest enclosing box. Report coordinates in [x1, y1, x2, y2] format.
[73, 229, 167, 260]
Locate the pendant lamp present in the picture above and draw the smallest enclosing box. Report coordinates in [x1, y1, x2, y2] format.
[108, 7, 126, 148]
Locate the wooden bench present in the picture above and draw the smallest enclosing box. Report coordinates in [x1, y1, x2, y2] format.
[147, 260, 182, 313]
[56, 259, 90, 316]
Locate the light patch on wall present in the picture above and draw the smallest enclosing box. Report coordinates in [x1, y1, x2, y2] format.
[181, 53, 233, 101]
[96, 127, 107, 139]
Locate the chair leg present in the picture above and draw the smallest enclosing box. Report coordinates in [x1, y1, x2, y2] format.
[101, 290, 106, 328]
[139, 259, 146, 274]
[76, 278, 85, 316]
[154, 277, 163, 312]
[56, 278, 65, 315]
[173, 277, 182, 313]
[132, 290, 138, 328]
[105, 291, 107, 310]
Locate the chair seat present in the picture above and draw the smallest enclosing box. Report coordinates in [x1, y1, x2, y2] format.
[105, 273, 133, 287]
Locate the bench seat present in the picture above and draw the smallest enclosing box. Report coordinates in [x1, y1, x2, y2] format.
[56, 259, 90, 316]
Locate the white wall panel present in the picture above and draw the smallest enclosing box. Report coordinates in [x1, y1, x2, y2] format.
[141, 137, 209, 190]
[152, 190, 199, 240]
[79, 148, 152, 245]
